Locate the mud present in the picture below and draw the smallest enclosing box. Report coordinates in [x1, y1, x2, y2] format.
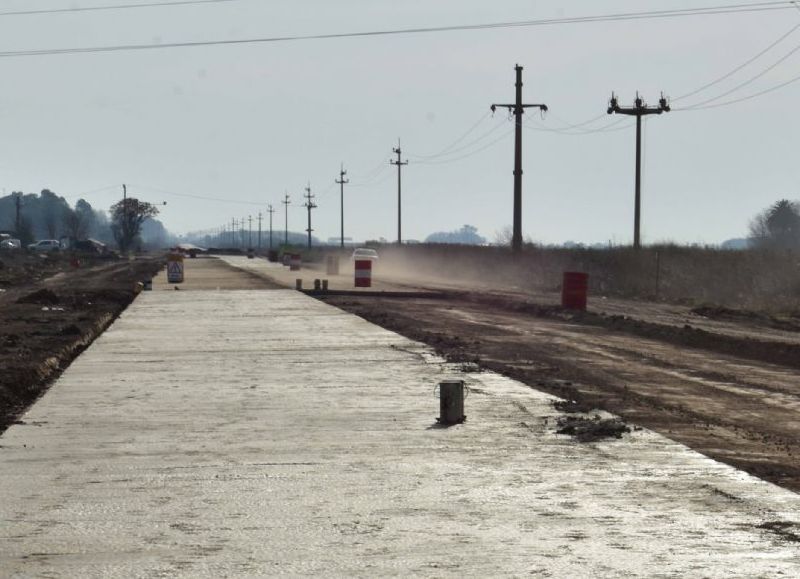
[0, 254, 164, 433]
[555, 415, 631, 442]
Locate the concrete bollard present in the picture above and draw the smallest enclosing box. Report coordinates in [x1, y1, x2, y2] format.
[326, 255, 340, 275]
[314, 279, 321, 291]
[437, 380, 466, 425]
[295, 279, 303, 290]
[322, 279, 329, 291]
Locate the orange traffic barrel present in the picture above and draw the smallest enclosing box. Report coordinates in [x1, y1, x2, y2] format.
[355, 259, 372, 288]
[561, 272, 588, 310]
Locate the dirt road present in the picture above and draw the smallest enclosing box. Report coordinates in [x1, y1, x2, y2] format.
[320, 287, 800, 493]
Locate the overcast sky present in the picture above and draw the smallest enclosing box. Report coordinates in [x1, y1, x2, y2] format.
[0, 0, 798, 245]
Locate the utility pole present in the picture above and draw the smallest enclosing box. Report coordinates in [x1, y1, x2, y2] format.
[13, 192, 22, 235]
[491, 64, 548, 253]
[257, 212, 263, 249]
[267, 204, 275, 249]
[282, 193, 291, 246]
[607, 91, 670, 250]
[336, 163, 349, 248]
[303, 183, 317, 249]
[231, 218, 235, 247]
[121, 184, 131, 252]
[241, 216, 246, 248]
[390, 141, 408, 244]
[248, 215, 253, 248]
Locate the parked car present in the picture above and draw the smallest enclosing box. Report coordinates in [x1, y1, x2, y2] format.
[352, 248, 379, 261]
[0, 238, 21, 250]
[27, 239, 61, 252]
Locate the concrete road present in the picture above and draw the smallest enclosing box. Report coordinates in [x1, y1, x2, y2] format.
[2, 287, 800, 576]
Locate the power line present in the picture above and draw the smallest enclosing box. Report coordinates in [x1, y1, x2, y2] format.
[349, 169, 393, 188]
[540, 112, 610, 131]
[679, 35, 800, 109]
[409, 116, 509, 161]
[674, 20, 800, 102]
[0, 0, 242, 18]
[0, 2, 794, 59]
[127, 183, 262, 205]
[407, 111, 492, 160]
[525, 116, 632, 136]
[415, 127, 515, 165]
[676, 68, 800, 109]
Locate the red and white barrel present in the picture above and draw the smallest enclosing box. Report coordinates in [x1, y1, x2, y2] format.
[354, 259, 372, 288]
[290, 254, 302, 271]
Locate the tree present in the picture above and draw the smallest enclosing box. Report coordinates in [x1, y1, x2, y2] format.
[110, 198, 160, 252]
[749, 199, 800, 249]
[62, 208, 90, 240]
[426, 224, 487, 245]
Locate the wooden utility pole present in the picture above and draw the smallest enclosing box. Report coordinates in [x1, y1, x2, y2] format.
[491, 64, 548, 253]
[282, 193, 291, 246]
[336, 163, 349, 248]
[390, 141, 408, 244]
[257, 212, 263, 249]
[248, 215, 253, 248]
[13, 193, 22, 235]
[607, 92, 670, 250]
[303, 183, 316, 249]
[267, 204, 275, 249]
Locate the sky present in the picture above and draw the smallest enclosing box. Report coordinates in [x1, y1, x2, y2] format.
[0, 0, 799, 245]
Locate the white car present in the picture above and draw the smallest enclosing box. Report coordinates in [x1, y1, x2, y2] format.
[352, 248, 379, 261]
[0, 238, 21, 250]
[27, 240, 61, 252]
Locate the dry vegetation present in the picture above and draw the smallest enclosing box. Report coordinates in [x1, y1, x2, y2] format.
[350, 244, 800, 312]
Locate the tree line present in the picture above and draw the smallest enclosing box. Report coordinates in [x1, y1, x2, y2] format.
[0, 189, 170, 251]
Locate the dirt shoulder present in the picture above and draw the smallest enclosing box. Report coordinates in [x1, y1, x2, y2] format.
[321, 292, 800, 493]
[0, 253, 164, 433]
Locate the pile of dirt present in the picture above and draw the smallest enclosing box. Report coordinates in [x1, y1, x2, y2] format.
[16, 288, 60, 305]
[556, 415, 631, 442]
[692, 304, 800, 333]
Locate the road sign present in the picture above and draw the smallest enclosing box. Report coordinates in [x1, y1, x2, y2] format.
[167, 253, 184, 284]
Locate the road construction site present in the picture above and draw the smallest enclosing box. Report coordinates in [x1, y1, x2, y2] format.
[2, 254, 800, 576]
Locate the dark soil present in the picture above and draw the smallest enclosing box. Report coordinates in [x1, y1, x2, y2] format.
[0, 253, 164, 433]
[556, 415, 631, 442]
